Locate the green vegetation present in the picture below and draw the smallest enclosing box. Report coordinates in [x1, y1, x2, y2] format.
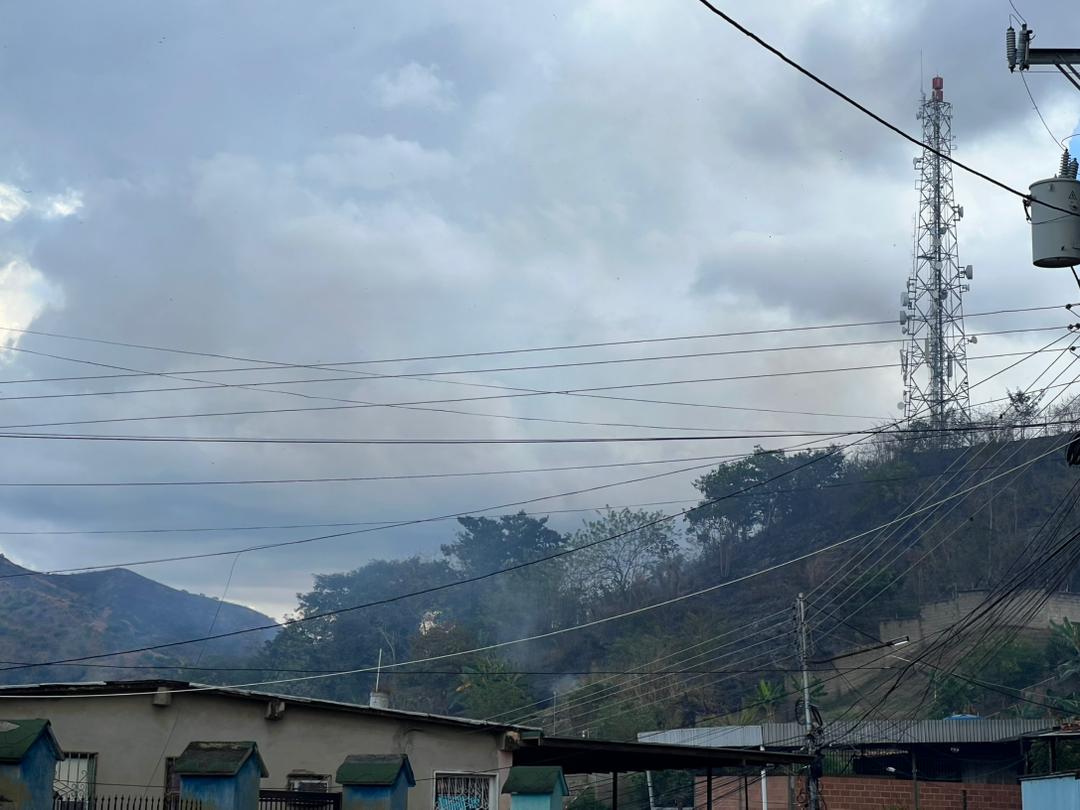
[240, 427, 1080, 735]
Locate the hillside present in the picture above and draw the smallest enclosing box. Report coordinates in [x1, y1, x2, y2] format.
[249, 430, 1080, 733]
[0, 555, 277, 683]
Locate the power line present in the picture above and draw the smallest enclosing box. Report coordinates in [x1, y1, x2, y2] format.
[0, 451, 1057, 490]
[0, 346, 1064, 407]
[0, 434, 1064, 674]
[2, 325, 1060, 387]
[1, 414, 1076, 446]
[0, 322, 1059, 432]
[0, 304, 1065, 373]
[691, 1, 1080, 220]
[1020, 70, 1063, 149]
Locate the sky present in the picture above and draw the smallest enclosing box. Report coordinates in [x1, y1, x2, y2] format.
[0, 0, 1078, 620]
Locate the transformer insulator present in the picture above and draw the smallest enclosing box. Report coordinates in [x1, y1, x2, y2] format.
[1060, 149, 1072, 178]
[1018, 24, 1031, 70]
[1071, 159, 1079, 180]
[1007, 26, 1017, 71]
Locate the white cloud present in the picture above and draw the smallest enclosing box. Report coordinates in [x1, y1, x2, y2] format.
[0, 183, 83, 222]
[303, 134, 455, 190]
[0, 258, 64, 352]
[0, 184, 30, 222]
[372, 62, 456, 111]
[43, 189, 83, 219]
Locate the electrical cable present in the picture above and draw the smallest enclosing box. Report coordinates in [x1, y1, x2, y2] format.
[1, 324, 1059, 387]
[0, 433, 1065, 688]
[4, 414, 1080, 446]
[0, 448, 1064, 490]
[0, 346, 1066, 407]
[691, 0, 1080, 219]
[1020, 70, 1063, 149]
[0, 304, 1064, 372]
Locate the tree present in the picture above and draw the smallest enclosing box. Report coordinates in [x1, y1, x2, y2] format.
[442, 513, 565, 576]
[257, 556, 459, 703]
[566, 508, 681, 610]
[1051, 618, 1080, 681]
[688, 447, 845, 576]
[454, 657, 533, 720]
[1003, 388, 1042, 440]
[442, 513, 571, 643]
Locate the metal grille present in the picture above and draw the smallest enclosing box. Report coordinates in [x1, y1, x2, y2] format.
[258, 790, 341, 810]
[434, 774, 493, 810]
[55, 753, 97, 802]
[53, 799, 201, 810]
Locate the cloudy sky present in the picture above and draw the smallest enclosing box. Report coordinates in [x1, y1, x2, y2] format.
[0, 0, 1078, 620]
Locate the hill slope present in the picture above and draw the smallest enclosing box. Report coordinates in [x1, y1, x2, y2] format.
[0, 555, 277, 683]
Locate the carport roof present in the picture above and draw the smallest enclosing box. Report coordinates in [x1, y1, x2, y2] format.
[514, 734, 812, 773]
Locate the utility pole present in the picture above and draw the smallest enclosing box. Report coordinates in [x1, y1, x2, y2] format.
[1007, 23, 1080, 88]
[899, 75, 973, 440]
[795, 594, 820, 810]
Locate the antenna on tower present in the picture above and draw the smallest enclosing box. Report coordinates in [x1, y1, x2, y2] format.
[900, 76, 972, 442]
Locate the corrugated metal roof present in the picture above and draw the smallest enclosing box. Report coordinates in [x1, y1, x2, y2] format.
[641, 727, 764, 748]
[645, 719, 1058, 749]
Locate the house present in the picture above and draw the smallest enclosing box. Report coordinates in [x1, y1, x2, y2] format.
[0, 680, 525, 810]
[645, 718, 1058, 810]
[0, 681, 810, 810]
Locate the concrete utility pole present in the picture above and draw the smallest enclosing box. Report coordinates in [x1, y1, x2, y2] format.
[795, 594, 820, 810]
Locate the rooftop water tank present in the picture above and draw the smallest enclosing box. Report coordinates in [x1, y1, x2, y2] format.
[1030, 177, 1080, 267]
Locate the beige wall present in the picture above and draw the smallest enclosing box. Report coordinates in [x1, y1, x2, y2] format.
[0, 691, 514, 810]
[879, 589, 1080, 643]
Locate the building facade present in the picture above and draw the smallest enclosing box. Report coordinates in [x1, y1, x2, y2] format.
[0, 681, 523, 810]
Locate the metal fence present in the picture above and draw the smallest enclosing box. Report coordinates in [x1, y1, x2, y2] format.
[53, 799, 201, 810]
[258, 790, 342, 810]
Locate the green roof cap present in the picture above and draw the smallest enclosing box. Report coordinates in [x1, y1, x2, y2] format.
[0, 719, 62, 764]
[336, 755, 415, 787]
[173, 741, 268, 778]
[502, 767, 568, 796]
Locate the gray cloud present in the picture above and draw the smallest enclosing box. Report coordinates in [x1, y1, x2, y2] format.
[0, 0, 1076, 618]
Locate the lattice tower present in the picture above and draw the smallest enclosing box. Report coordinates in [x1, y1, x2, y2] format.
[900, 75, 973, 437]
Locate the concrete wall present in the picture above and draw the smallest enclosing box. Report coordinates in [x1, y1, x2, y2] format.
[0, 735, 60, 810]
[0, 692, 512, 810]
[880, 590, 1080, 643]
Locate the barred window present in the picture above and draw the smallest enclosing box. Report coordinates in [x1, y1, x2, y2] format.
[54, 752, 97, 805]
[434, 773, 494, 810]
[288, 772, 332, 793]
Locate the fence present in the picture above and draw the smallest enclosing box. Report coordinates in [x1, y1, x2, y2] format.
[258, 791, 342, 810]
[53, 799, 202, 810]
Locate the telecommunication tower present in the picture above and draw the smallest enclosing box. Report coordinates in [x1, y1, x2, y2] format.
[900, 76, 974, 434]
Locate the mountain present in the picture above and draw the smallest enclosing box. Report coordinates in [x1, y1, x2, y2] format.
[0, 555, 277, 683]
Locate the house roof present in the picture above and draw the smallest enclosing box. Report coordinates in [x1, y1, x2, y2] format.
[643, 719, 1059, 749]
[0, 719, 62, 763]
[502, 767, 568, 795]
[514, 735, 811, 773]
[336, 754, 415, 787]
[0, 680, 532, 734]
[173, 741, 268, 778]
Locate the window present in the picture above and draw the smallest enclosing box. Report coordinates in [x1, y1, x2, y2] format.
[54, 752, 97, 807]
[434, 773, 495, 810]
[287, 772, 332, 793]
